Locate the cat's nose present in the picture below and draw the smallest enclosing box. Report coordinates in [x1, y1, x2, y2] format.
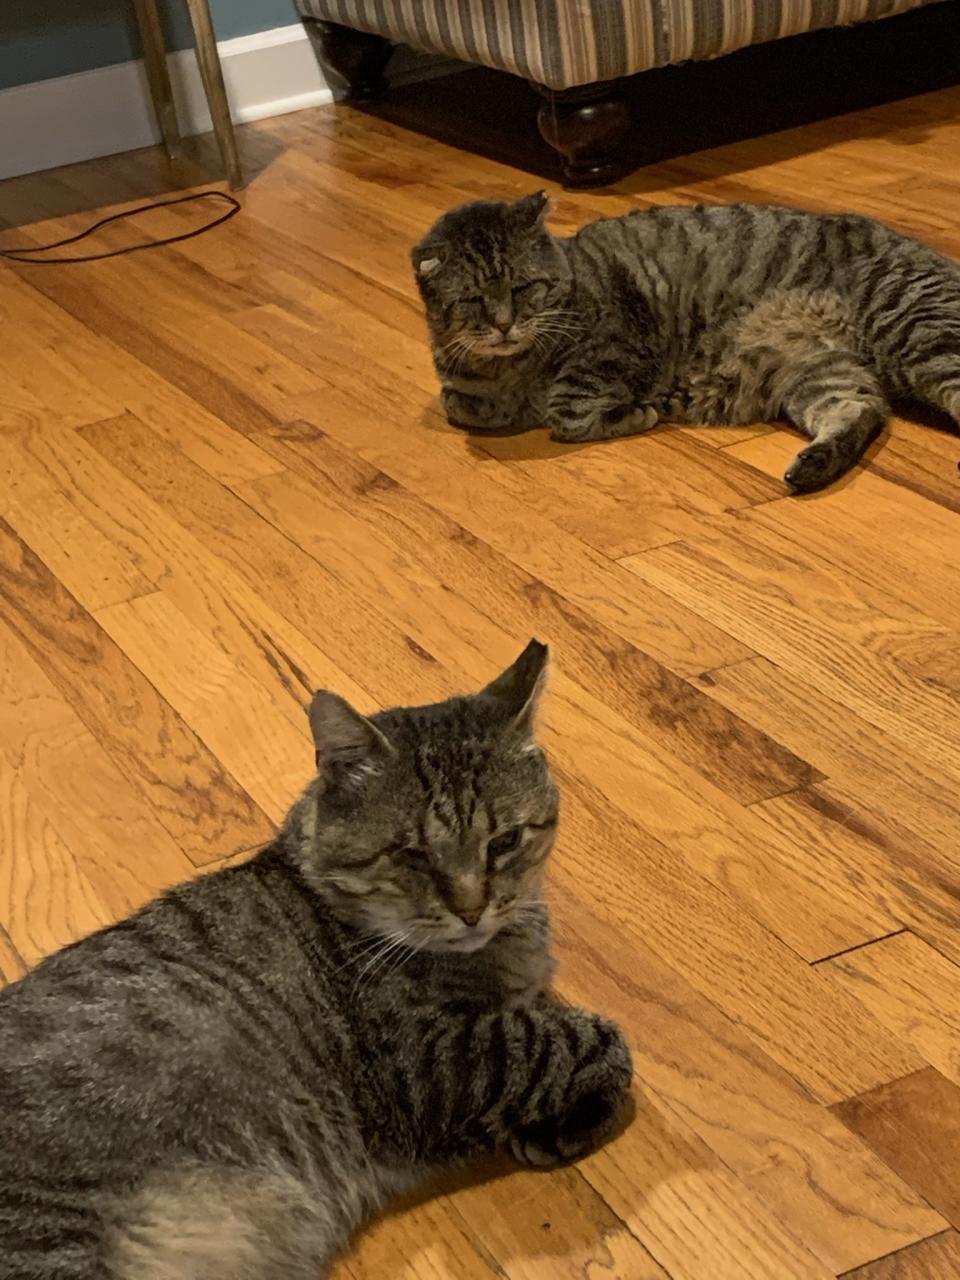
[494, 318, 513, 336]
[455, 907, 485, 927]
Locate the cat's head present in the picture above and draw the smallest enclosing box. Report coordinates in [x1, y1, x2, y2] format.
[296, 641, 558, 953]
[412, 192, 573, 361]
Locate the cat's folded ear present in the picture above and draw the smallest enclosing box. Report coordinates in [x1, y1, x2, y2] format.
[481, 639, 549, 738]
[512, 190, 552, 230]
[412, 246, 443, 282]
[416, 256, 442, 279]
[308, 691, 394, 782]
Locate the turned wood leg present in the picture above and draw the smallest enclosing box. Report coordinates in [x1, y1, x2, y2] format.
[303, 19, 394, 101]
[184, 0, 243, 189]
[131, 0, 181, 160]
[535, 81, 630, 188]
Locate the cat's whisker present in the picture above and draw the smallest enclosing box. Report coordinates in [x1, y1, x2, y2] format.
[352, 930, 414, 993]
[348, 930, 404, 982]
[330, 932, 395, 976]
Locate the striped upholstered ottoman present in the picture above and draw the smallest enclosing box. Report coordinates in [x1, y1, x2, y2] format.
[296, 0, 940, 185]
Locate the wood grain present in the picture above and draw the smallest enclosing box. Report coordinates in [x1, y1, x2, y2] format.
[3, 80, 960, 1277]
[623, 520, 960, 778]
[842, 1232, 960, 1279]
[826, 933, 960, 1085]
[0, 516, 272, 862]
[834, 1069, 960, 1228]
[0, 616, 195, 916]
[547, 881, 946, 1274]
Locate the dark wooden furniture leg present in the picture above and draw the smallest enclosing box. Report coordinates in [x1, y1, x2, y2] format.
[535, 81, 630, 188]
[303, 20, 394, 100]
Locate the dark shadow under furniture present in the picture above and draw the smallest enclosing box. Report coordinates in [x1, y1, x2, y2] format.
[296, 0, 955, 188]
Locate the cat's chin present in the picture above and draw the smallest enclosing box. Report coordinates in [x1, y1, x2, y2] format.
[424, 928, 498, 955]
[478, 339, 531, 358]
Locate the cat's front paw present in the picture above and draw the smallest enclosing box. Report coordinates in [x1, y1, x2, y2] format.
[442, 387, 515, 431]
[784, 440, 847, 492]
[510, 1016, 632, 1168]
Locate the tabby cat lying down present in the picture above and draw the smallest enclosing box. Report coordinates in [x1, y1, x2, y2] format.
[413, 193, 960, 491]
[0, 643, 631, 1280]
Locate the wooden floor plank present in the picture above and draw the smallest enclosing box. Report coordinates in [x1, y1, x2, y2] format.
[95, 591, 312, 824]
[693, 657, 960, 868]
[624, 522, 960, 777]
[0, 751, 113, 966]
[0, 516, 272, 862]
[825, 933, 960, 1086]
[834, 1069, 960, 1229]
[841, 1232, 960, 1279]
[76, 413, 459, 711]
[549, 883, 946, 1274]
[476, 428, 781, 558]
[242, 424, 812, 806]
[553, 770, 922, 1104]
[720, 435, 960, 633]
[293, 386, 751, 676]
[0, 424, 160, 611]
[1, 416, 373, 729]
[0, 617, 196, 914]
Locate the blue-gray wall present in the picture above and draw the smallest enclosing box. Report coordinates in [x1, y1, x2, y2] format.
[0, 0, 299, 90]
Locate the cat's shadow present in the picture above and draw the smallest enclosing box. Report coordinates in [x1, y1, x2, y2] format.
[346, 1091, 645, 1268]
[423, 401, 959, 483]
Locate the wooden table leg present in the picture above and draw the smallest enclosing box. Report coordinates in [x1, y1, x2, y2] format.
[131, 0, 181, 159]
[183, 0, 243, 189]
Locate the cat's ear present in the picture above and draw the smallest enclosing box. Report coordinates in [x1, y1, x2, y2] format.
[481, 639, 549, 738]
[414, 253, 442, 281]
[512, 190, 552, 230]
[308, 691, 394, 782]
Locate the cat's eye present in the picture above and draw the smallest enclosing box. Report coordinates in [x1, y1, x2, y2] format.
[397, 847, 432, 871]
[487, 827, 523, 860]
[462, 295, 484, 306]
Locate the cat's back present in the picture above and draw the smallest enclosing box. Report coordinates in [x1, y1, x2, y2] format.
[0, 849, 353, 1161]
[0, 848, 305, 1033]
[570, 202, 895, 287]
[574, 202, 877, 251]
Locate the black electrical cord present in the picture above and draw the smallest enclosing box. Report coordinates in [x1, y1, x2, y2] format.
[0, 191, 241, 265]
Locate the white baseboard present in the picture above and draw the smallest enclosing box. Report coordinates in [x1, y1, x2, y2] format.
[0, 25, 462, 181]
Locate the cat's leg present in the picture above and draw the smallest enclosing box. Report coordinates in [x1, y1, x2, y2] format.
[390, 1003, 631, 1170]
[890, 327, 960, 424]
[864, 262, 960, 424]
[546, 357, 658, 443]
[779, 352, 889, 492]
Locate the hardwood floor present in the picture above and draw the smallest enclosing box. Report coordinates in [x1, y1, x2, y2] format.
[2, 79, 960, 1279]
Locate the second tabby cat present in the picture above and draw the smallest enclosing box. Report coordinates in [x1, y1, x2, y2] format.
[0, 642, 631, 1280]
[413, 193, 960, 491]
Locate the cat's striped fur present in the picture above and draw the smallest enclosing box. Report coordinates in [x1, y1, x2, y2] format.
[0, 643, 631, 1280]
[413, 193, 960, 491]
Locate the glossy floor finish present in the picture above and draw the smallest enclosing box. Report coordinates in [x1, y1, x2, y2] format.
[2, 80, 960, 1280]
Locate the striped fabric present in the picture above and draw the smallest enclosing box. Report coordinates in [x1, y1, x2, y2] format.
[297, 0, 942, 89]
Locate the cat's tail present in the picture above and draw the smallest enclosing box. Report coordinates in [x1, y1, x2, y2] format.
[105, 1164, 338, 1280]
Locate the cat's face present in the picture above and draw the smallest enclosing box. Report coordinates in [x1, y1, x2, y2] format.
[412, 192, 573, 362]
[300, 642, 558, 954]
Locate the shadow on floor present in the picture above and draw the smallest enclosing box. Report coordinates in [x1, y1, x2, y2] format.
[361, 1, 960, 193]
